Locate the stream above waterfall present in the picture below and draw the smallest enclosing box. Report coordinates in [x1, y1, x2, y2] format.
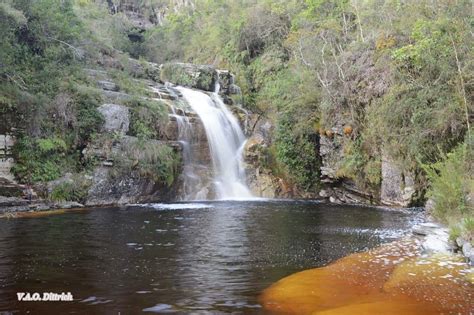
[0, 201, 421, 313]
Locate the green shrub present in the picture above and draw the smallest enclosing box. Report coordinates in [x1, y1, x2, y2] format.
[337, 138, 381, 189]
[50, 179, 90, 203]
[127, 98, 168, 139]
[12, 136, 74, 183]
[73, 87, 104, 145]
[110, 70, 150, 96]
[424, 143, 472, 223]
[37, 137, 67, 153]
[275, 113, 320, 190]
[112, 140, 180, 187]
[424, 140, 473, 241]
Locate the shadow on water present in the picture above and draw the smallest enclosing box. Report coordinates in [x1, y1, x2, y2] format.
[0, 201, 421, 313]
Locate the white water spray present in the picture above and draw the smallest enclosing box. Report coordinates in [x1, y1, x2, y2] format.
[176, 85, 253, 200]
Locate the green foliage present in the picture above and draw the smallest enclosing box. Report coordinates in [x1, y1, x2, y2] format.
[275, 113, 320, 190]
[113, 140, 180, 187]
[11, 136, 75, 183]
[160, 63, 216, 91]
[37, 137, 67, 153]
[337, 138, 381, 189]
[423, 142, 473, 225]
[50, 177, 90, 203]
[160, 64, 194, 87]
[127, 98, 168, 139]
[71, 86, 104, 144]
[110, 70, 150, 96]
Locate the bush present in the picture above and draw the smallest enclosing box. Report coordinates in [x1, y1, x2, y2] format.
[127, 98, 168, 139]
[275, 113, 320, 190]
[112, 139, 180, 187]
[72, 87, 104, 145]
[424, 141, 473, 240]
[12, 136, 74, 183]
[50, 178, 90, 203]
[337, 138, 381, 189]
[424, 143, 472, 221]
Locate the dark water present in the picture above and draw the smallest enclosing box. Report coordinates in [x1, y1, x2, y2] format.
[0, 200, 420, 314]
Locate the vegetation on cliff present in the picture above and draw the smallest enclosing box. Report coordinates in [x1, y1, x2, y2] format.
[0, 0, 177, 197]
[0, 0, 472, 235]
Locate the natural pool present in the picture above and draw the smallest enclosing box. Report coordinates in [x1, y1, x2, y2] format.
[0, 200, 422, 313]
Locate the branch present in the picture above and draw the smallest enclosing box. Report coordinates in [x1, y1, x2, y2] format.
[450, 35, 470, 137]
[46, 37, 82, 59]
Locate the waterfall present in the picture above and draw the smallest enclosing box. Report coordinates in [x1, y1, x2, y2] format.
[176, 85, 253, 200]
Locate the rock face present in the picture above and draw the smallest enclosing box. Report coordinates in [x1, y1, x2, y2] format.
[86, 166, 170, 205]
[97, 104, 130, 134]
[380, 150, 415, 207]
[160, 63, 218, 92]
[0, 134, 15, 182]
[97, 80, 119, 92]
[83, 135, 181, 205]
[318, 125, 377, 204]
[216, 69, 241, 104]
[319, 127, 344, 183]
[242, 116, 280, 198]
[243, 134, 278, 198]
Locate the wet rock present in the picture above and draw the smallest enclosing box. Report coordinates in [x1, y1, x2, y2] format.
[149, 85, 178, 100]
[421, 230, 451, 254]
[97, 104, 130, 134]
[125, 58, 161, 82]
[0, 178, 23, 197]
[55, 201, 84, 209]
[216, 69, 240, 96]
[84, 136, 181, 205]
[412, 222, 443, 236]
[97, 80, 119, 92]
[319, 128, 344, 183]
[424, 198, 436, 212]
[456, 237, 465, 248]
[319, 189, 331, 198]
[0, 196, 29, 207]
[160, 63, 218, 92]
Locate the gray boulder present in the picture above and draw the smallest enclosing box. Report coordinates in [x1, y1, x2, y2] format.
[97, 104, 130, 134]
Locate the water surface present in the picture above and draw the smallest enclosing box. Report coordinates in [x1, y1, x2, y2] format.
[0, 201, 420, 313]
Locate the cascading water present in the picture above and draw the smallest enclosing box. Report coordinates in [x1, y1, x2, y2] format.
[176, 85, 253, 200]
[169, 107, 203, 200]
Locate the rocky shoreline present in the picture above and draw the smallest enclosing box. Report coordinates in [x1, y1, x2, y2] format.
[412, 220, 474, 266]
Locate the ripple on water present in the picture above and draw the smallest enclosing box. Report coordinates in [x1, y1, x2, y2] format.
[261, 238, 474, 315]
[138, 203, 214, 210]
[143, 303, 176, 313]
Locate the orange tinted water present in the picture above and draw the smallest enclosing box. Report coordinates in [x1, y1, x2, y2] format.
[261, 238, 473, 315]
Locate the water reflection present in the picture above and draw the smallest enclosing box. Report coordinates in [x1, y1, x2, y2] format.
[0, 201, 418, 313]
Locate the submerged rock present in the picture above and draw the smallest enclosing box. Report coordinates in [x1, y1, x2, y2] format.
[261, 238, 473, 314]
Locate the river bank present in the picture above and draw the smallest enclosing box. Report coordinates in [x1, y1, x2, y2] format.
[260, 217, 474, 314]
